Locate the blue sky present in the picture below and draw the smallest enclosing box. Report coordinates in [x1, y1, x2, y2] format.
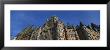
[11, 10, 100, 36]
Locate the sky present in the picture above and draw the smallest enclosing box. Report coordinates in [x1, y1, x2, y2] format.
[11, 10, 100, 37]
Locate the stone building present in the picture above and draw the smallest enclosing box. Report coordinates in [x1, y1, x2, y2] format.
[15, 16, 100, 40]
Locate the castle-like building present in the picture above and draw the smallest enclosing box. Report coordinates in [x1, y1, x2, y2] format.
[14, 16, 100, 40]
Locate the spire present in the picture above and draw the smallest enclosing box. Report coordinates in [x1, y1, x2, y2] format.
[80, 22, 84, 27]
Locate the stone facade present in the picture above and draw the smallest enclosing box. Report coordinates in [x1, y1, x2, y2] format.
[15, 16, 100, 40]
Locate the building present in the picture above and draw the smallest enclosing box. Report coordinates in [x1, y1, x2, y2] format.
[15, 16, 100, 40]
